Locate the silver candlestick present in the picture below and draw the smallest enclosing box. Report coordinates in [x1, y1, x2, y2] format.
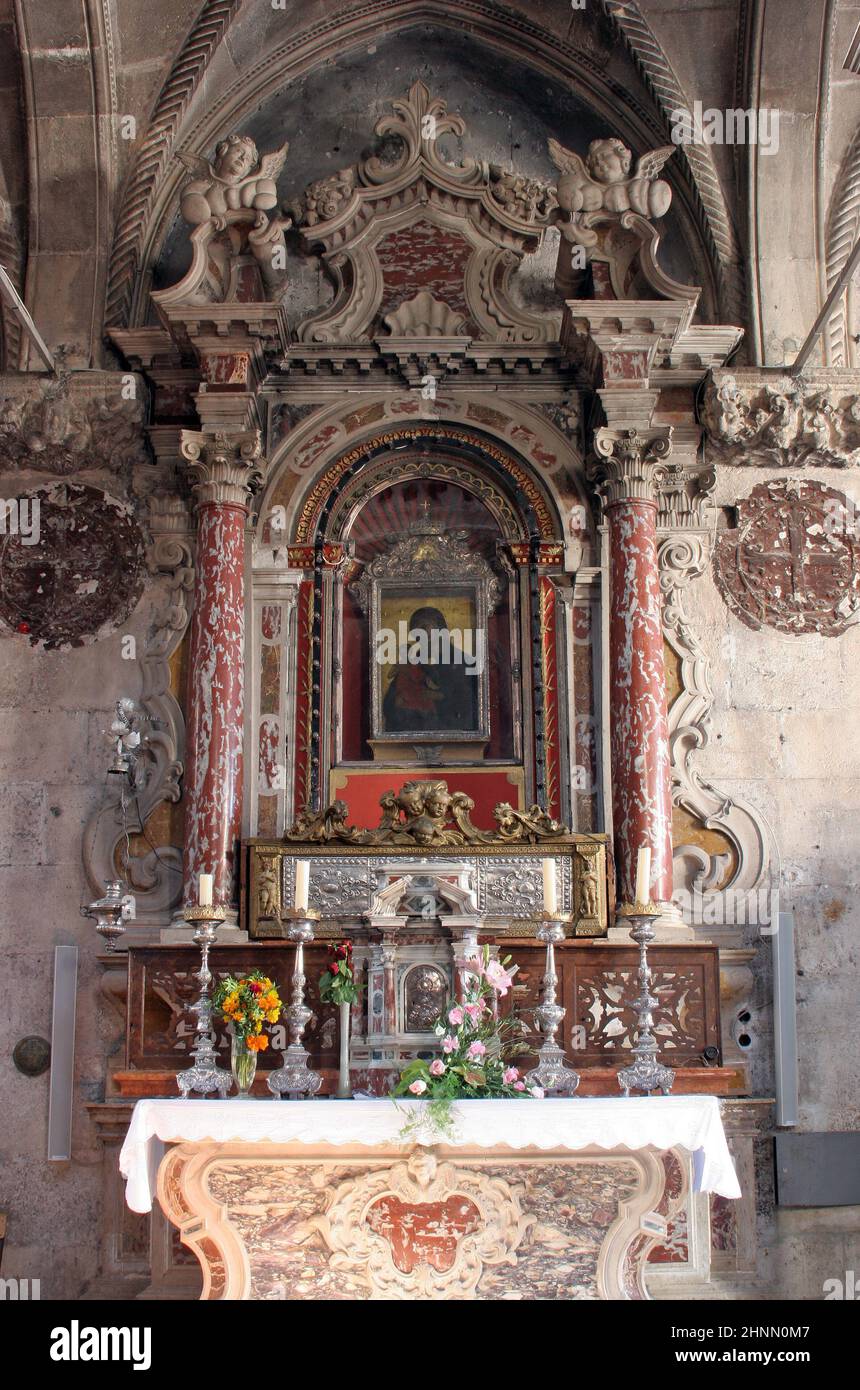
[528, 918, 580, 1095]
[176, 905, 232, 1098]
[268, 909, 323, 1098]
[617, 902, 675, 1096]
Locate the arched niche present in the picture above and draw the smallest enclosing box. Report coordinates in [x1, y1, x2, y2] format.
[246, 414, 605, 840]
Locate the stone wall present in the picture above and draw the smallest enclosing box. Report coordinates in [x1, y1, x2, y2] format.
[0, 589, 158, 1297]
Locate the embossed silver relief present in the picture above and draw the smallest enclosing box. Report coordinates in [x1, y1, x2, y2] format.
[255, 850, 605, 946]
[276, 854, 579, 920]
[403, 964, 449, 1031]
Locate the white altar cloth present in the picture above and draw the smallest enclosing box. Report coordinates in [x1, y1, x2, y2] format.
[119, 1094, 740, 1212]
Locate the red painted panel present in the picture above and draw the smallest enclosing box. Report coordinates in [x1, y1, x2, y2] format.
[329, 770, 524, 830]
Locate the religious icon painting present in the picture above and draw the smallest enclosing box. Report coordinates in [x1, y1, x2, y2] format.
[349, 525, 502, 758]
[377, 586, 483, 738]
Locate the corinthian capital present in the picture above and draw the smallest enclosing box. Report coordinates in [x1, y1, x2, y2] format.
[592, 427, 673, 507]
[180, 429, 265, 509]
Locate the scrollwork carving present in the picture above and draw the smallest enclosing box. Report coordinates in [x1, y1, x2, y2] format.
[291, 1150, 535, 1299]
[659, 533, 772, 907]
[82, 490, 193, 923]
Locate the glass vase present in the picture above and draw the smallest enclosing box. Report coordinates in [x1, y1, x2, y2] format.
[230, 1033, 257, 1097]
[337, 1001, 351, 1098]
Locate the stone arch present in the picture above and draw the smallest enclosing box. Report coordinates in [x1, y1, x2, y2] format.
[825, 123, 860, 368]
[257, 396, 591, 564]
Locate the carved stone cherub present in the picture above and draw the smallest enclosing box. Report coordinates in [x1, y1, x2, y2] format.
[179, 134, 289, 228]
[178, 134, 291, 294]
[548, 136, 674, 247]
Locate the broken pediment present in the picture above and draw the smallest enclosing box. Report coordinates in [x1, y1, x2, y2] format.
[289, 81, 561, 345]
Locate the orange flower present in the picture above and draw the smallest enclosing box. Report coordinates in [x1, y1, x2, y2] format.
[247, 1034, 268, 1052]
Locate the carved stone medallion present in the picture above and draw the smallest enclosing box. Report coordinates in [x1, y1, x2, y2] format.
[0, 482, 146, 648]
[713, 479, 860, 635]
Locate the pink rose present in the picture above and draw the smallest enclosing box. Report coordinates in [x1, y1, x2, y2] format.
[503, 1067, 519, 1084]
[447, 1006, 464, 1026]
[514, 1080, 525, 1091]
[408, 1079, 427, 1095]
[467, 1040, 487, 1059]
[441, 1034, 457, 1054]
[529, 1086, 545, 1099]
[429, 1059, 446, 1077]
[483, 959, 516, 996]
[464, 1002, 484, 1023]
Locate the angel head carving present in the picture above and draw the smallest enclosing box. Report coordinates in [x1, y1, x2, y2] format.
[548, 136, 674, 245]
[213, 134, 260, 182]
[176, 133, 291, 300]
[585, 137, 632, 185]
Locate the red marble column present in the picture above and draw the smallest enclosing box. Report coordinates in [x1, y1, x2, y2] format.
[181, 430, 263, 908]
[596, 428, 674, 907]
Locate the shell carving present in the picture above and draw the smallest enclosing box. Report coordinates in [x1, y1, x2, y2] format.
[383, 291, 467, 337]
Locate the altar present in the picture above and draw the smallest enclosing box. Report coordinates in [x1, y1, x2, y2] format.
[120, 1096, 739, 1301]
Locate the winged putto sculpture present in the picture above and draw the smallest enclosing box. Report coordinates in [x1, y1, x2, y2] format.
[177, 134, 291, 294]
[179, 134, 289, 227]
[548, 136, 674, 247]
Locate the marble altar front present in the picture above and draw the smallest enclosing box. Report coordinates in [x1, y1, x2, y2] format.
[121, 1096, 739, 1301]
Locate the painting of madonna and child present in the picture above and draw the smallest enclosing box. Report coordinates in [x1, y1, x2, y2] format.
[374, 591, 486, 740]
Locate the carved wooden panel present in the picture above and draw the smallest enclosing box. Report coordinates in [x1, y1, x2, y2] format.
[501, 944, 721, 1069]
[126, 946, 339, 1073]
[125, 942, 720, 1077]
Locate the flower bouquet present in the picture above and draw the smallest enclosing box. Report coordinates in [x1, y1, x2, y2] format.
[319, 940, 359, 1097]
[391, 946, 541, 1129]
[212, 971, 283, 1096]
[318, 939, 359, 1007]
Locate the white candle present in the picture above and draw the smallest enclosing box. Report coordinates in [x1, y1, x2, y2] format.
[542, 858, 558, 917]
[294, 860, 310, 912]
[634, 847, 651, 905]
[198, 873, 213, 908]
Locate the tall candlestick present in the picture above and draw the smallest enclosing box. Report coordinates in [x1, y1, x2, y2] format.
[198, 873, 213, 908]
[542, 858, 558, 917]
[294, 860, 310, 913]
[634, 847, 651, 906]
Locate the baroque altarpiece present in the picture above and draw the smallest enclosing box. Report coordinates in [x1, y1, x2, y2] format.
[70, 81, 779, 1294]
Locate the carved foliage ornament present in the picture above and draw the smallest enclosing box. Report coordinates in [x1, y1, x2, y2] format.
[713, 479, 860, 636]
[702, 371, 860, 468]
[592, 428, 673, 507]
[285, 781, 570, 848]
[180, 430, 265, 509]
[0, 374, 149, 475]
